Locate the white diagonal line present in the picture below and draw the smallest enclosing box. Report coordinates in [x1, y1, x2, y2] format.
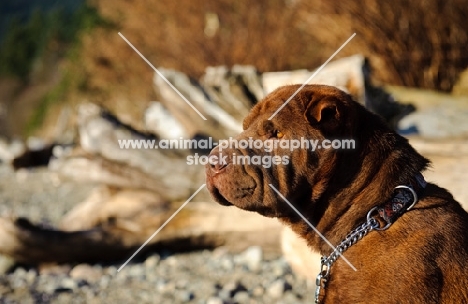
[118, 32, 207, 120]
[118, 184, 206, 272]
[268, 33, 356, 120]
[268, 184, 357, 271]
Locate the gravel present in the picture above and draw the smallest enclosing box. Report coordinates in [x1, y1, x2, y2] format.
[0, 165, 95, 225]
[0, 165, 315, 303]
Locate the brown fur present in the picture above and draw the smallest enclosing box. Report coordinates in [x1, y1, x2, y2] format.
[205, 84, 468, 303]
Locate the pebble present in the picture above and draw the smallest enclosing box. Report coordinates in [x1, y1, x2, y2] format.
[212, 246, 229, 259]
[10, 277, 27, 289]
[221, 280, 247, 298]
[13, 267, 28, 277]
[58, 277, 78, 291]
[272, 258, 291, 277]
[70, 264, 102, 284]
[25, 269, 38, 285]
[127, 264, 146, 279]
[158, 280, 176, 294]
[267, 279, 292, 299]
[38, 264, 71, 276]
[144, 254, 160, 269]
[238, 246, 263, 272]
[99, 275, 111, 289]
[165, 256, 178, 267]
[251, 285, 264, 297]
[105, 265, 118, 276]
[206, 297, 224, 304]
[233, 291, 250, 302]
[220, 257, 234, 271]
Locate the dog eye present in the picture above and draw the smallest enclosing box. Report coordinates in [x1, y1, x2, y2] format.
[275, 131, 284, 139]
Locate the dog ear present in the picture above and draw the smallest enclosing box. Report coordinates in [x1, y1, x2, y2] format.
[304, 97, 341, 127]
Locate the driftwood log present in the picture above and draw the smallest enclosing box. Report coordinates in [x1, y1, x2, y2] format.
[0, 56, 395, 267]
[0, 186, 282, 264]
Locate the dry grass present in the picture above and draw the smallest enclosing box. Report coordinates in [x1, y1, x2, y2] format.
[310, 0, 468, 91]
[58, 0, 468, 120]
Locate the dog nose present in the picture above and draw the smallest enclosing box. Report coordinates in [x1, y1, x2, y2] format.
[210, 159, 228, 173]
[208, 148, 230, 174]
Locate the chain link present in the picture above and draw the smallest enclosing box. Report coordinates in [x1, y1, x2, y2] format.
[314, 208, 385, 304]
[323, 216, 380, 267]
[313, 180, 423, 303]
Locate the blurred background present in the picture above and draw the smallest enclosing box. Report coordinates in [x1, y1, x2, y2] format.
[0, 0, 468, 303]
[1, 0, 468, 139]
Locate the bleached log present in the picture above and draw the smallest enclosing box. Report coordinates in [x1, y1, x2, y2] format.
[51, 103, 204, 201]
[154, 68, 243, 139]
[0, 187, 282, 264]
[262, 54, 367, 103]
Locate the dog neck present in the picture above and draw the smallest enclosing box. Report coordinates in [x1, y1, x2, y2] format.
[282, 109, 430, 255]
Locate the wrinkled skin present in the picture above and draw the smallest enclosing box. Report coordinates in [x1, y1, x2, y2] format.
[205, 85, 468, 303]
[206, 85, 357, 218]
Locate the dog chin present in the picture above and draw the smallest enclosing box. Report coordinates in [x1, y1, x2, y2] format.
[210, 187, 234, 206]
[208, 181, 280, 217]
[217, 198, 234, 207]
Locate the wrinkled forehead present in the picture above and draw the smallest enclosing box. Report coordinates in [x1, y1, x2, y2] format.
[243, 84, 353, 130]
[243, 88, 307, 130]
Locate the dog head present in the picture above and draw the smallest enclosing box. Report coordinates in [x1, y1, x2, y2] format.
[205, 84, 427, 221]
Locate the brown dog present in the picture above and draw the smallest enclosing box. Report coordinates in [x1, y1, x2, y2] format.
[205, 84, 468, 303]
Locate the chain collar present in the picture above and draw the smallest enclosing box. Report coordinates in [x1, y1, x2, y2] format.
[314, 173, 427, 304]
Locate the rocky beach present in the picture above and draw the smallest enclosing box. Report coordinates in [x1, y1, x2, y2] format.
[0, 165, 315, 304]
